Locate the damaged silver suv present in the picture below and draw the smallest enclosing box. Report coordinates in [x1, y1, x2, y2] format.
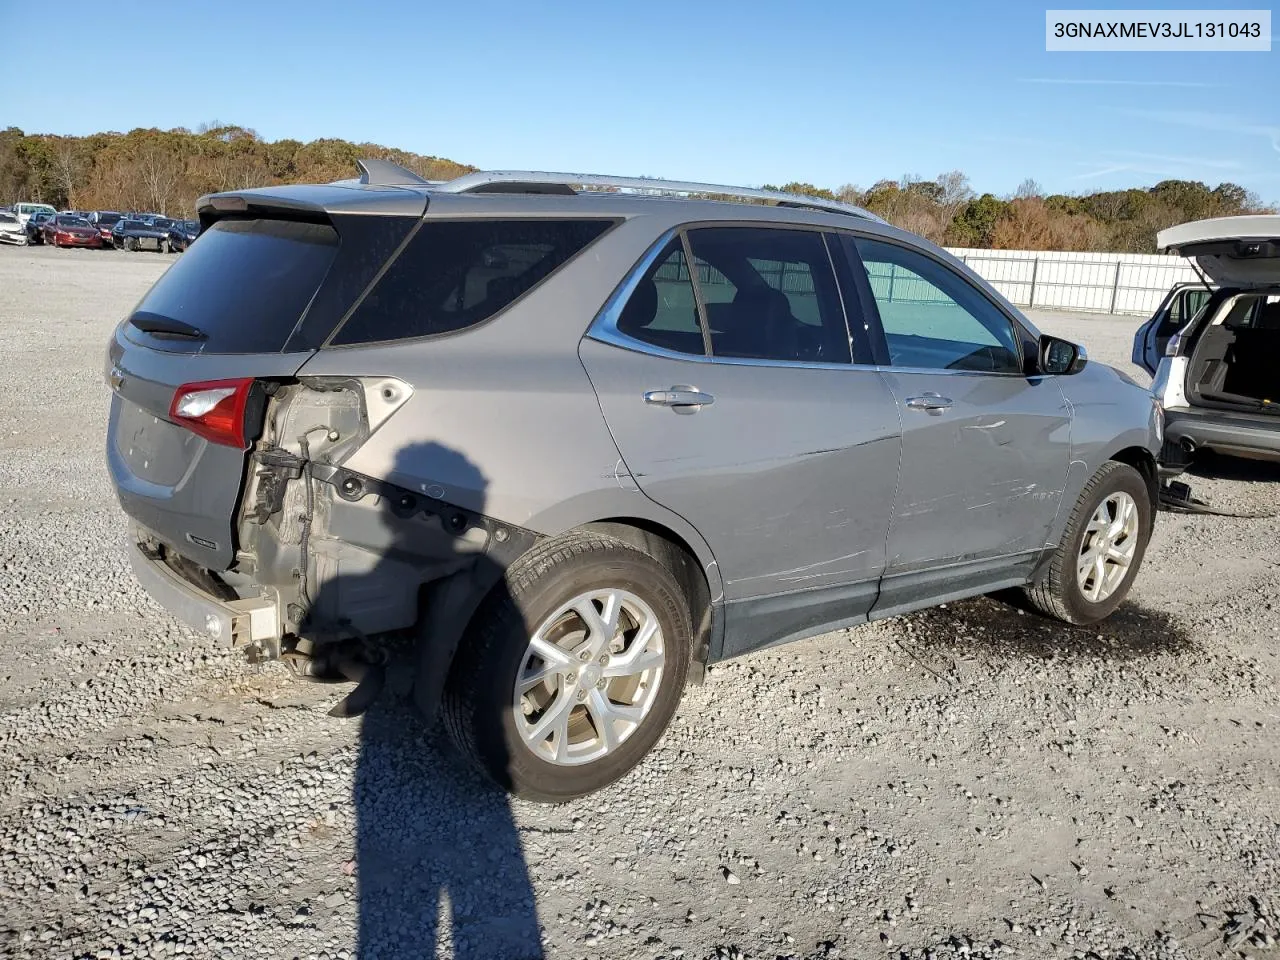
[106, 161, 1162, 801]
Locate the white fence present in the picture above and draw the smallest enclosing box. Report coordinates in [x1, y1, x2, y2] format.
[944, 247, 1198, 316]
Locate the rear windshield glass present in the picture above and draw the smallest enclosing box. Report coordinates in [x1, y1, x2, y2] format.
[129, 218, 339, 353]
[331, 219, 614, 345]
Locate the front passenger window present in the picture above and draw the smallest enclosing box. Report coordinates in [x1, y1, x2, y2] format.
[854, 238, 1022, 373]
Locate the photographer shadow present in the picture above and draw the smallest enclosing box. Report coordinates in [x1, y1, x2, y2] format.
[305, 441, 544, 959]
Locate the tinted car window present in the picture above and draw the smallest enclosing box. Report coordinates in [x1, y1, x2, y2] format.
[616, 238, 706, 356]
[128, 218, 339, 353]
[854, 237, 1022, 373]
[332, 219, 614, 345]
[685, 227, 851, 364]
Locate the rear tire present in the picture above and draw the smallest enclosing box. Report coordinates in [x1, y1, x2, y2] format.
[1023, 461, 1151, 625]
[443, 532, 692, 802]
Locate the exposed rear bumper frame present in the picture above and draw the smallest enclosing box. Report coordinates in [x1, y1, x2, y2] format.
[127, 537, 279, 647]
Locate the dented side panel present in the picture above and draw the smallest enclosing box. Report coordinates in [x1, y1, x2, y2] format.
[877, 370, 1071, 576]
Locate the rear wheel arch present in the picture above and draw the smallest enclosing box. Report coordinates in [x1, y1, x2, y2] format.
[577, 518, 716, 672]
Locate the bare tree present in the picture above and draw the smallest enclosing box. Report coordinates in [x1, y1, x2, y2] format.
[1014, 177, 1044, 200]
[51, 141, 86, 208]
[136, 144, 184, 214]
[936, 170, 974, 221]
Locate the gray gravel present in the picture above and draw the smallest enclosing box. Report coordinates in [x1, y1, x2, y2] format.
[2, 246, 1278, 960]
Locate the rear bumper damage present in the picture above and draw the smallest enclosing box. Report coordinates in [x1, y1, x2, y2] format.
[127, 535, 279, 645]
[125, 461, 538, 720]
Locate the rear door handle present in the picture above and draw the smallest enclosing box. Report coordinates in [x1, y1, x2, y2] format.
[644, 386, 715, 413]
[904, 393, 953, 412]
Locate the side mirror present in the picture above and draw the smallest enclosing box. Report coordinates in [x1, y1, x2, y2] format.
[1039, 334, 1087, 375]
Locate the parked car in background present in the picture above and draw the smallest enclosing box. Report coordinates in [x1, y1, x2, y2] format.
[112, 218, 169, 252]
[0, 210, 27, 245]
[89, 211, 124, 246]
[13, 202, 57, 228]
[25, 211, 55, 244]
[165, 219, 200, 252]
[106, 161, 1163, 801]
[1136, 215, 1280, 474]
[44, 214, 102, 248]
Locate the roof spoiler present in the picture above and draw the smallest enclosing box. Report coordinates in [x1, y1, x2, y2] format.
[356, 158, 431, 186]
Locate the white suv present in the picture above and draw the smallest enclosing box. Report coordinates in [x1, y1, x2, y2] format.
[1135, 215, 1280, 474]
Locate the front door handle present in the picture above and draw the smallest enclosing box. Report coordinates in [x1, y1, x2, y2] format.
[904, 393, 953, 412]
[644, 386, 715, 414]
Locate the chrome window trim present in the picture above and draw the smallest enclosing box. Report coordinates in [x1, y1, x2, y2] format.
[585, 225, 1054, 379]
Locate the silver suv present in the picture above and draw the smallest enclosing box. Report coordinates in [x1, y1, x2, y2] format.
[106, 162, 1162, 801]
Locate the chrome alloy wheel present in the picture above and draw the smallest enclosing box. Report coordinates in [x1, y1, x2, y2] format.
[1077, 491, 1140, 603]
[514, 588, 666, 766]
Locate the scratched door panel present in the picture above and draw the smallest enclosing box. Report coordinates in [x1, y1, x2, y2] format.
[878, 369, 1071, 574]
[579, 338, 901, 603]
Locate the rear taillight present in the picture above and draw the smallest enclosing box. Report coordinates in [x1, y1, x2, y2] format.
[169, 378, 256, 447]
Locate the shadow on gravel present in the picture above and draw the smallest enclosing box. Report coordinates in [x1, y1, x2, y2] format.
[912, 594, 1195, 661]
[1188, 452, 1280, 484]
[307, 443, 544, 959]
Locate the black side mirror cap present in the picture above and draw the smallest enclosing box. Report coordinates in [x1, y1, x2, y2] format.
[1038, 334, 1088, 375]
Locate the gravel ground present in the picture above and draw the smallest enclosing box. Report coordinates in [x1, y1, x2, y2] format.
[2, 247, 1278, 960]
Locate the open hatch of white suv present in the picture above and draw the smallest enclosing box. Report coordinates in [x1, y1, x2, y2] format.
[1135, 216, 1280, 473]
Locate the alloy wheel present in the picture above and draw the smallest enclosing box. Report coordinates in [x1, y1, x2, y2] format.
[1077, 491, 1139, 603]
[514, 588, 666, 766]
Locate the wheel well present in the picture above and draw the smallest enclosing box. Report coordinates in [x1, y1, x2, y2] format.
[578, 518, 714, 671]
[1109, 446, 1159, 514]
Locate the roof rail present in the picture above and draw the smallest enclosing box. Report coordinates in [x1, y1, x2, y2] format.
[432, 170, 887, 223]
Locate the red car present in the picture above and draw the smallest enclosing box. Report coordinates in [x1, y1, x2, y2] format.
[43, 214, 102, 248]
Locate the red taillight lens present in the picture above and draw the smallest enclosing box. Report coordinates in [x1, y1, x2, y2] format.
[169, 378, 256, 447]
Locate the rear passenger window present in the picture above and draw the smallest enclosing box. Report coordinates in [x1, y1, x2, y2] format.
[686, 228, 851, 364]
[332, 219, 614, 344]
[616, 239, 707, 356]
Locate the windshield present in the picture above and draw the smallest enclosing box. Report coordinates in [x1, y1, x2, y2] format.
[56, 216, 90, 227]
[0, 213, 17, 224]
[97, 213, 122, 225]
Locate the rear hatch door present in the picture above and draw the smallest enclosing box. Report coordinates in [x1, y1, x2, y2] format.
[1158, 215, 1280, 288]
[107, 189, 422, 570]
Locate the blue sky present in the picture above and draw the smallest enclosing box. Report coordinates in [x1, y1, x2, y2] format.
[3, 1, 1277, 200]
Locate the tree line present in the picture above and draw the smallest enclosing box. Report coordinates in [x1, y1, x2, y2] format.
[0, 124, 474, 221]
[1, 124, 1271, 253]
[766, 173, 1272, 253]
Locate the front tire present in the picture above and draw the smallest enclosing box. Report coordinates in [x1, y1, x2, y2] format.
[443, 532, 692, 802]
[1024, 461, 1151, 625]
